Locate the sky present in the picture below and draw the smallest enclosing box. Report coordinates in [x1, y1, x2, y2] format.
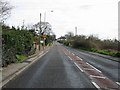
[5, 0, 119, 39]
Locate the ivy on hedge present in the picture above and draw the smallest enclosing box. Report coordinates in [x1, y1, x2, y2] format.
[2, 26, 34, 67]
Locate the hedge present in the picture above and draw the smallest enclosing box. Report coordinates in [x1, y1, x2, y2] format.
[2, 28, 34, 67]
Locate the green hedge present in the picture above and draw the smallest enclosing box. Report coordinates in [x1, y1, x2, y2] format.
[2, 28, 34, 66]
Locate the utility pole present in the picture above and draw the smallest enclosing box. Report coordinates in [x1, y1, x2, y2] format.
[75, 26, 77, 36]
[39, 13, 42, 51]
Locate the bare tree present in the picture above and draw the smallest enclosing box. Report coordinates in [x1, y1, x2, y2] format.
[0, 0, 13, 22]
[67, 31, 74, 38]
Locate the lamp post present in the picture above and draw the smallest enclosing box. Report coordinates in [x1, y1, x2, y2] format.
[44, 10, 54, 29]
[39, 13, 42, 51]
[43, 10, 53, 47]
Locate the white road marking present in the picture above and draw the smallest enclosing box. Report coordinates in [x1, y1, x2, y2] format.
[86, 62, 102, 73]
[116, 82, 120, 86]
[72, 53, 75, 56]
[92, 81, 101, 90]
[64, 52, 67, 56]
[74, 62, 84, 72]
[64, 52, 67, 55]
[68, 56, 72, 61]
[45, 50, 49, 54]
[76, 56, 83, 61]
[83, 68, 94, 70]
[90, 75, 106, 79]
[66, 49, 69, 52]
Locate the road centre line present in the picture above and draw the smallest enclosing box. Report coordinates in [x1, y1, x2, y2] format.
[72, 53, 75, 55]
[64, 52, 67, 56]
[76, 56, 83, 61]
[66, 49, 68, 51]
[91, 81, 101, 90]
[64, 51, 67, 55]
[74, 62, 84, 72]
[90, 75, 106, 79]
[68, 56, 72, 61]
[86, 62, 102, 73]
[116, 82, 120, 86]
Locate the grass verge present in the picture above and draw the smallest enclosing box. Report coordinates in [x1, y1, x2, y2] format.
[79, 47, 120, 57]
[16, 54, 27, 62]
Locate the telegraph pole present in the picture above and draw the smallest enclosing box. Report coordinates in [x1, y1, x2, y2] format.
[39, 13, 42, 51]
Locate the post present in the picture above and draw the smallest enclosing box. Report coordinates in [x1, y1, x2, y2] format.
[39, 13, 42, 51]
[43, 12, 46, 49]
[118, 2, 120, 51]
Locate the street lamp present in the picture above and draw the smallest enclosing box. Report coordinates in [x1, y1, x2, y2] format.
[44, 10, 54, 28]
[43, 10, 54, 47]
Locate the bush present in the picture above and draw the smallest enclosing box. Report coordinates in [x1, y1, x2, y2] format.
[63, 34, 119, 57]
[2, 26, 34, 67]
[114, 52, 120, 57]
[63, 40, 70, 46]
[2, 47, 16, 67]
[90, 48, 98, 52]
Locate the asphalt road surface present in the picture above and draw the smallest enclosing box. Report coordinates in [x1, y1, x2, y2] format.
[2, 42, 120, 89]
[64, 45, 120, 83]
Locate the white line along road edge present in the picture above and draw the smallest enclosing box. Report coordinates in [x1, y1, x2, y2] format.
[76, 56, 83, 61]
[68, 56, 72, 61]
[74, 62, 84, 72]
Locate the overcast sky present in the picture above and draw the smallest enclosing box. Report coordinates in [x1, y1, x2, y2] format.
[5, 0, 119, 39]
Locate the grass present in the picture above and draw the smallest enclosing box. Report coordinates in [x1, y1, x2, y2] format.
[79, 47, 120, 57]
[16, 54, 27, 62]
[96, 49, 116, 56]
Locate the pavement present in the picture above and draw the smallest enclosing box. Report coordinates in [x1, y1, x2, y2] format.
[0, 45, 51, 88]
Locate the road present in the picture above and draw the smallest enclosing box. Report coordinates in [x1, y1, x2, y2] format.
[65, 45, 120, 83]
[2, 42, 120, 89]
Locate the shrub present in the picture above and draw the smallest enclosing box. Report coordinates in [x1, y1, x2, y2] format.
[114, 52, 120, 57]
[64, 40, 70, 46]
[2, 26, 34, 66]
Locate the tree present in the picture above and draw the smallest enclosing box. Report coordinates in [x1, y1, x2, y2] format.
[0, 0, 13, 22]
[67, 32, 74, 37]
